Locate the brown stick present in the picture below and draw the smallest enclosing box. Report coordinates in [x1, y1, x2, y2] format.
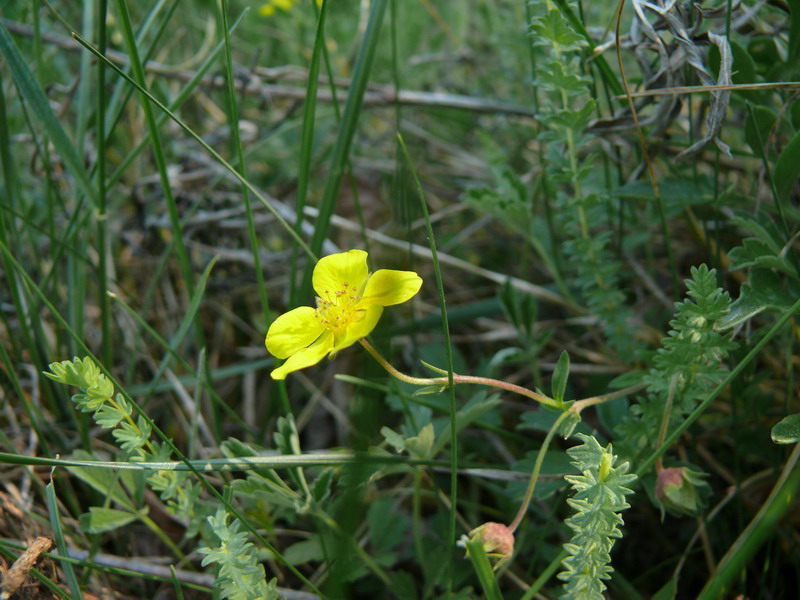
[2, 19, 538, 118]
[0, 536, 54, 600]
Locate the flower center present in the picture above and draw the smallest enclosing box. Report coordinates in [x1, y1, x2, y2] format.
[314, 282, 362, 332]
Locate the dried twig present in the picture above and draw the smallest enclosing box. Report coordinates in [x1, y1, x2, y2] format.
[0, 536, 53, 600]
[3, 19, 537, 118]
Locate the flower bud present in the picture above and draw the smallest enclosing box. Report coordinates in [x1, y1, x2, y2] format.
[466, 522, 515, 565]
[655, 466, 709, 516]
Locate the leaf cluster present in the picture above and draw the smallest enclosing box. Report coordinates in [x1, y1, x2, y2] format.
[558, 434, 636, 600]
[618, 266, 737, 460]
[198, 508, 278, 600]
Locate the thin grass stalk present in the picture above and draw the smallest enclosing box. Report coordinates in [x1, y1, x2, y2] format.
[112, 0, 196, 298]
[0, 21, 96, 204]
[289, 0, 329, 306]
[0, 78, 31, 362]
[72, 32, 316, 260]
[396, 132, 458, 591]
[96, 0, 112, 367]
[0, 241, 323, 597]
[0, 341, 55, 454]
[46, 476, 84, 599]
[613, 0, 679, 296]
[745, 103, 790, 239]
[104, 6, 244, 189]
[102, 0, 177, 140]
[297, 0, 388, 300]
[465, 539, 504, 600]
[219, 0, 269, 324]
[637, 294, 800, 476]
[109, 261, 252, 430]
[0, 450, 446, 473]
[522, 0, 572, 302]
[697, 443, 800, 599]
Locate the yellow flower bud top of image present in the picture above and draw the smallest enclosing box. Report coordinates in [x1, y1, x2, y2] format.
[259, 0, 322, 17]
[266, 249, 422, 380]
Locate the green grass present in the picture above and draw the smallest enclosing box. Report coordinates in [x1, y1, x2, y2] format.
[1, 1, 799, 598]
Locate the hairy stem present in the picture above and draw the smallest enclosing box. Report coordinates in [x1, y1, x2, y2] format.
[359, 339, 560, 408]
[509, 409, 571, 533]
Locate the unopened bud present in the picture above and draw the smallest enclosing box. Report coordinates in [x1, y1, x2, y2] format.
[656, 466, 709, 516]
[464, 522, 515, 566]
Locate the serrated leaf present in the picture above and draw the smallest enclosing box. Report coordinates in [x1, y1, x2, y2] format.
[405, 423, 435, 458]
[536, 60, 589, 94]
[771, 413, 800, 444]
[729, 238, 797, 276]
[79, 507, 140, 533]
[381, 426, 406, 452]
[547, 100, 596, 131]
[112, 416, 151, 452]
[530, 9, 586, 50]
[730, 214, 784, 255]
[94, 405, 126, 429]
[552, 350, 570, 403]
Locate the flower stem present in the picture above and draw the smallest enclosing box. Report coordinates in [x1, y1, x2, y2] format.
[654, 375, 678, 472]
[508, 409, 571, 534]
[569, 383, 647, 415]
[359, 339, 560, 408]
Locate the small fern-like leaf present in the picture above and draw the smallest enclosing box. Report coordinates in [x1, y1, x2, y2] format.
[558, 434, 636, 600]
[198, 508, 276, 600]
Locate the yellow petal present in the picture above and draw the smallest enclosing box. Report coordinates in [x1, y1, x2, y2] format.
[361, 269, 422, 307]
[270, 332, 333, 380]
[258, 4, 276, 16]
[266, 306, 325, 359]
[313, 250, 369, 301]
[332, 305, 384, 353]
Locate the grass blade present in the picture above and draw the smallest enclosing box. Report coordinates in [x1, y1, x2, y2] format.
[0, 20, 95, 205]
[46, 473, 84, 600]
[297, 0, 389, 300]
[397, 132, 458, 590]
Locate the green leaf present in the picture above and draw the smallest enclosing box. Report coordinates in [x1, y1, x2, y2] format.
[68, 450, 137, 510]
[368, 496, 408, 559]
[536, 60, 589, 94]
[381, 426, 406, 452]
[530, 9, 586, 50]
[552, 350, 570, 403]
[771, 413, 800, 444]
[774, 129, 800, 205]
[79, 507, 141, 533]
[464, 539, 504, 600]
[651, 577, 678, 600]
[405, 423, 435, 458]
[283, 537, 325, 566]
[744, 106, 777, 157]
[717, 270, 797, 330]
[46, 478, 84, 600]
[0, 22, 96, 205]
[789, 0, 800, 62]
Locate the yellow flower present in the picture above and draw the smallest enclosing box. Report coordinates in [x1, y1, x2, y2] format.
[266, 249, 422, 380]
[258, 3, 276, 16]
